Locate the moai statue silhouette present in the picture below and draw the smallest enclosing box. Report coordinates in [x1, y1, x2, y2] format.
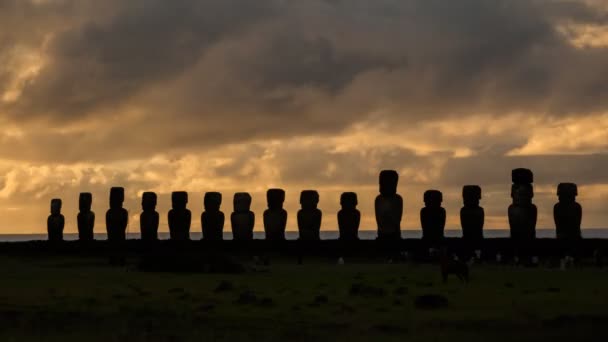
[77, 192, 95, 241]
[106, 187, 128, 242]
[168, 191, 191, 241]
[460, 185, 484, 242]
[554, 183, 582, 240]
[231, 192, 255, 241]
[297, 190, 322, 241]
[375, 170, 403, 240]
[421, 190, 446, 243]
[140, 192, 159, 241]
[202, 192, 224, 241]
[264, 188, 287, 241]
[508, 169, 537, 241]
[338, 192, 360, 240]
[47, 199, 65, 242]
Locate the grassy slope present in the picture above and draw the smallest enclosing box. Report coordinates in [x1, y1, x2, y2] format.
[0, 255, 607, 341]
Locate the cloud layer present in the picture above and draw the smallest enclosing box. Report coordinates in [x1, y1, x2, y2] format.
[1, 0, 608, 233]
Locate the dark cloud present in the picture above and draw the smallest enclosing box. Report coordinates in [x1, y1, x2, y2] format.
[2, 0, 607, 147]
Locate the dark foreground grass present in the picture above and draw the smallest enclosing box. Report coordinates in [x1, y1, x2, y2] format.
[0, 255, 607, 341]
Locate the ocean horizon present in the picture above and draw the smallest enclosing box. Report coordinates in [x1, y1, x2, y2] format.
[2, 228, 608, 242]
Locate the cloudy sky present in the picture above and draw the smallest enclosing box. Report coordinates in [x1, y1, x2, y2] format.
[2, 0, 608, 234]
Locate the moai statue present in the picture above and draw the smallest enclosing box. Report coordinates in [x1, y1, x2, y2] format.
[508, 168, 537, 241]
[168, 191, 191, 241]
[420, 190, 446, 243]
[264, 188, 287, 241]
[106, 187, 128, 242]
[201, 192, 225, 241]
[47, 199, 65, 242]
[338, 192, 360, 240]
[460, 185, 484, 242]
[297, 190, 322, 241]
[375, 170, 403, 240]
[140, 192, 159, 241]
[77, 192, 95, 241]
[554, 183, 582, 240]
[231, 192, 255, 241]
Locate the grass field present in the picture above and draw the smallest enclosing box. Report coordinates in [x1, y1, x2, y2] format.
[0, 254, 607, 341]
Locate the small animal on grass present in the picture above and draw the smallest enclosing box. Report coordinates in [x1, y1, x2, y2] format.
[439, 249, 469, 283]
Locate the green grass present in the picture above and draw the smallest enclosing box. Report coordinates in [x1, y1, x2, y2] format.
[0, 255, 607, 341]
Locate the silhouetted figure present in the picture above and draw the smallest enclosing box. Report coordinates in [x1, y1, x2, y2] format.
[375, 170, 403, 240]
[202, 192, 224, 241]
[106, 187, 128, 242]
[264, 189, 287, 241]
[421, 190, 446, 243]
[508, 169, 537, 241]
[460, 185, 484, 242]
[297, 190, 322, 241]
[338, 192, 360, 240]
[47, 199, 64, 242]
[77, 192, 95, 241]
[231, 192, 255, 241]
[140, 192, 159, 241]
[440, 248, 469, 283]
[554, 183, 582, 240]
[168, 191, 191, 241]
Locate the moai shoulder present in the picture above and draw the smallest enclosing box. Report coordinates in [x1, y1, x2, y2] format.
[47, 198, 65, 242]
[421, 190, 446, 242]
[460, 185, 484, 241]
[264, 188, 287, 241]
[77, 192, 95, 241]
[231, 192, 254, 241]
[338, 192, 360, 240]
[140, 192, 159, 241]
[375, 170, 403, 239]
[509, 169, 537, 241]
[106, 187, 128, 242]
[554, 183, 582, 240]
[202, 192, 224, 241]
[298, 190, 322, 241]
[169, 191, 191, 241]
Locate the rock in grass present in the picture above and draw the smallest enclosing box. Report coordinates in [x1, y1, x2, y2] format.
[414, 294, 448, 310]
[259, 297, 275, 307]
[393, 286, 408, 295]
[349, 283, 387, 297]
[236, 290, 257, 305]
[214, 280, 234, 293]
[314, 294, 329, 304]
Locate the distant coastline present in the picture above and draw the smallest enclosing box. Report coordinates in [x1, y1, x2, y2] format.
[2, 228, 608, 241]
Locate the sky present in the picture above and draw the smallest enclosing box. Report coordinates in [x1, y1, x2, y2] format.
[2, 0, 608, 234]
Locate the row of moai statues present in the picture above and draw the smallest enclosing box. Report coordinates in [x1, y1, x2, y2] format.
[47, 169, 583, 242]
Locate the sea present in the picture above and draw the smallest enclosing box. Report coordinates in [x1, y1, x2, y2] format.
[1, 228, 608, 241]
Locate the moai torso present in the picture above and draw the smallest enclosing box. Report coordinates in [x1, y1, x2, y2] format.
[460, 185, 484, 242]
[169, 191, 191, 241]
[47, 199, 64, 242]
[77, 193, 95, 241]
[231, 193, 255, 241]
[264, 189, 287, 241]
[509, 179, 537, 241]
[375, 195, 403, 238]
[298, 190, 322, 241]
[106, 187, 128, 242]
[420, 190, 446, 242]
[140, 192, 159, 241]
[554, 183, 582, 240]
[375, 170, 403, 240]
[201, 192, 224, 241]
[508, 204, 537, 240]
[338, 192, 360, 240]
